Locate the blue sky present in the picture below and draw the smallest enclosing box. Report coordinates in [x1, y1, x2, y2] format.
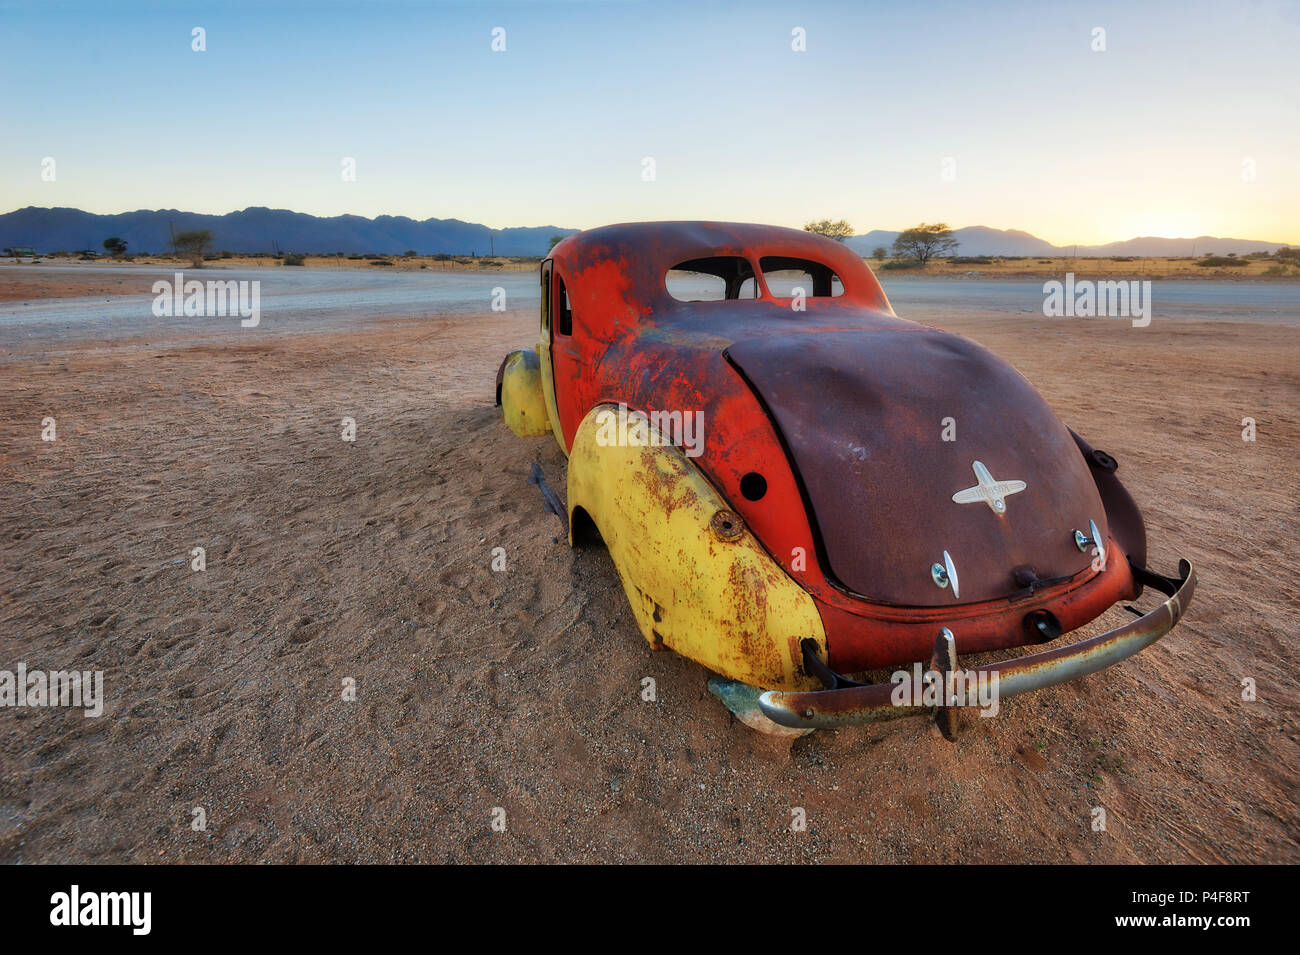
[1, 0, 1297, 243]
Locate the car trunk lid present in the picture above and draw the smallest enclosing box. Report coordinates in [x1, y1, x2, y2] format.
[726, 328, 1106, 607]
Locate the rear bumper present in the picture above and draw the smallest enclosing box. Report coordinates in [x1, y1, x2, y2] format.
[815, 539, 1138, 672]
[758, 558, 1195, 737]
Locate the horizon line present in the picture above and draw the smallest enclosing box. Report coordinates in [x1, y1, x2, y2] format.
[2, 205, 1295, 248]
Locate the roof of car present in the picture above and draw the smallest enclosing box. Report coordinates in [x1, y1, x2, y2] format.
[550, 221, 890, 312]
[553, 220, 854, 267]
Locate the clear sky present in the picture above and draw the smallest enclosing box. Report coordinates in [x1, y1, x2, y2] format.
[1, 0, 1296, 244]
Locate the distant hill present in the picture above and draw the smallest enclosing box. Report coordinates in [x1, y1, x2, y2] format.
[846, 225, 1287, 258]
[847, 226, 1058, 257]
[0, 206, 578, 257]
[1068, 235, 1287, 257]
[1, 207, 1290, 259]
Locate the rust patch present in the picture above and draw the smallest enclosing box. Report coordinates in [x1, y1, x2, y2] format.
[710, 509, 744, 541]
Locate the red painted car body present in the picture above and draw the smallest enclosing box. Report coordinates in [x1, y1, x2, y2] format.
[538, 221, 1158, 675]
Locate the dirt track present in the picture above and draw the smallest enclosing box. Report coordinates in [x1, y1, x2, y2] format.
[0, 296, 1296, 863]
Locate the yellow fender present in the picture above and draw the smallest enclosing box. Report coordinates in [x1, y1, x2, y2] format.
[566, 403, 827, 691]
[498, 349, 552, 438]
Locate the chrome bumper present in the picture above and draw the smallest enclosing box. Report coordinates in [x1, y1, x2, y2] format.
[758, 559, 1196, 738]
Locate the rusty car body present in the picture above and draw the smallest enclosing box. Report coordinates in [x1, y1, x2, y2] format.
[495, 221, 1194, 737]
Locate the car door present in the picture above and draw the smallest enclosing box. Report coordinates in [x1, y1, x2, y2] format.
[547, 267, 584, 449]
[536, 259, 566, 450]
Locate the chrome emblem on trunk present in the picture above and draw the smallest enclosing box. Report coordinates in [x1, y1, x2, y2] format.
[952, 460, 1026, 514]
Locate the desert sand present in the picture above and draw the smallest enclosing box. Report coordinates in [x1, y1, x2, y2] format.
[0, 279, 1296, 863]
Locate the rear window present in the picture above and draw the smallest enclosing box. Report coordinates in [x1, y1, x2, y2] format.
[759, 256, 844, 298]
[666, 256, 758, 302]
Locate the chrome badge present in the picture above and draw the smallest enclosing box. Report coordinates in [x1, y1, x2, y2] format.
[952, 460, 1026, 514]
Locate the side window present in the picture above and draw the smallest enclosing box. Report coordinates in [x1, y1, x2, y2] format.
[555, 275, 573, 336]
[540, 259, 552, 334]
[759, 256, 845, 298]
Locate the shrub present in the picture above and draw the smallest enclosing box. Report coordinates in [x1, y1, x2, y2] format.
[880, 259, 922, 270]
[282, 253, 306, 266]
[1196, 256, 1249, 267]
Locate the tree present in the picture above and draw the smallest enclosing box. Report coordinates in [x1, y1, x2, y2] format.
[892, 222, 959, 266]
[171, 229, 213, 267]
[871, 246, 888, 261]
[802, 219, 855, 242]
[103, 236, 128, 257]
[548, 235, 564, 251]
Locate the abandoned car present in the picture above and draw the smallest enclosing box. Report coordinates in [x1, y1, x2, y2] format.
[495, 221, 1195, 737]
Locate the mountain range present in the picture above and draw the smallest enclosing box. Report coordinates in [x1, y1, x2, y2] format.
[0, 207, 1289, 258]
[0, 207, 577, 257]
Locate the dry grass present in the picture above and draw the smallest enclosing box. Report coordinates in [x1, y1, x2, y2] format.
[10, 253, 1297, 279]
[6, 254, 540, 272]
[871, 255, 1298, 279]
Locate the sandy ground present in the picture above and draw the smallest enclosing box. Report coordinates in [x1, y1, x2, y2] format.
[0, 269, 145, 303]
[0, 285, 1297, 863]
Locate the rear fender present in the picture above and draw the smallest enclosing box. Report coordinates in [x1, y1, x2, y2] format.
[1069, 429, 1147, 570]
[566, 403, 826, 690]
